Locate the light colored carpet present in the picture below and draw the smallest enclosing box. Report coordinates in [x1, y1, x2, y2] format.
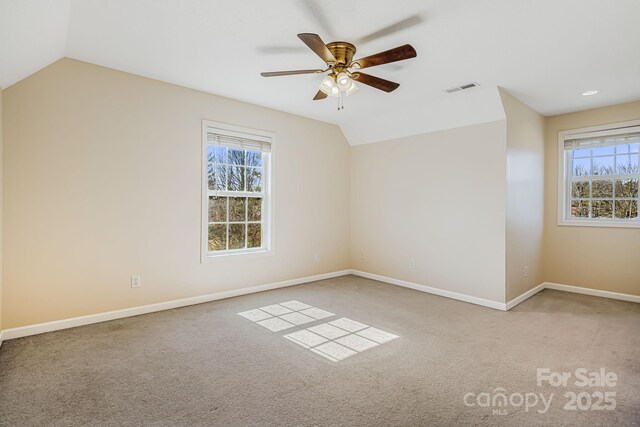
[1, 275, 639, 426]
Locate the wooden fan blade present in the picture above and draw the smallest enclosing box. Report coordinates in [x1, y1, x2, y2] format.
[351, 44, 417, 69]
[352, 72, 400, 92]
[297, 33, 336, 64]
[261, 69, 323, 77]
[313, 90, 328, 100]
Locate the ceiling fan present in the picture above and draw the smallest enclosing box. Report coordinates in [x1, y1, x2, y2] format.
[261, 33, 417, 108]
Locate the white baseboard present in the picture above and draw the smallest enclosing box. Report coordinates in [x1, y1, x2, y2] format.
[352, 271, 640, 311]
[505, 282, 547, 310]
[544, 282, 640, 303]
[495, 281, 640, 310]
[2, 271, 638, 343]
[350, 269, 508, 311]
[1, 270, 352, 341]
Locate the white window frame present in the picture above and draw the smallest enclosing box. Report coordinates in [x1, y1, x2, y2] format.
[201, 120, 274, 261]
[557, 119, 640, 228]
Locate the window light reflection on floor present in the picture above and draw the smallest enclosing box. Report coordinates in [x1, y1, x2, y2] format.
[286, 318, 398, 362]
[238, 300, 335, 331]
[238, 300, 398, 362]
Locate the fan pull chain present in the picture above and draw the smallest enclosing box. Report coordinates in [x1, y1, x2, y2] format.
[338, 91, 345, 110]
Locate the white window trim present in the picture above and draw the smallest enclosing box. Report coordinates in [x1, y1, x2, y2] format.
[557, 119, 640, 229]
[201, 120, 275, 261]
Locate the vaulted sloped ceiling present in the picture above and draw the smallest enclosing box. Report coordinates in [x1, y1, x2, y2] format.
[1, 0, 640, 145]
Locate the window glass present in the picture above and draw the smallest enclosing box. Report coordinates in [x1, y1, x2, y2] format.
[564, 130, 640, 225]
[205, 138, 268, 254]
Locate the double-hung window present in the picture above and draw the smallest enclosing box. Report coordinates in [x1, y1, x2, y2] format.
[202, 121, 273, 258]
[558, 123, 639, 227]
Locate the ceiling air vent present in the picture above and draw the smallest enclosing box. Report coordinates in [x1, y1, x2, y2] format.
[444, 82, 480, 93]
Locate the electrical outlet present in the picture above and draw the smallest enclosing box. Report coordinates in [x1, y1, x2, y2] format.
[360, 253, 365, 262]
[523, 266, 529, 278]
[131, 275, 141, 288]
[409, 259, 416, 269]
[314, 253, 320, 262]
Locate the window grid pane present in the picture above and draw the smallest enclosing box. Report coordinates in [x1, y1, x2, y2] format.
[207, 145, 266, 252]
[568, 148, 639, 221]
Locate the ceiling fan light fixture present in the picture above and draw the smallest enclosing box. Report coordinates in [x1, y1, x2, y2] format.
[319, 75, 336, 96]
[345, 80, 359, 96]
[336, 72, 351, 90]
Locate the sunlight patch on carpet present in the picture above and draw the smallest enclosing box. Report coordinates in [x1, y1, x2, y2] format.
[239, 301, 398, 362]
[238, 300, 335, 332]
[285, 317, 399, 362]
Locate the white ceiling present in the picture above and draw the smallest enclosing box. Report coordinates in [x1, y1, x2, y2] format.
[2, 0, 640, 145]
[0, 0, 69, 89]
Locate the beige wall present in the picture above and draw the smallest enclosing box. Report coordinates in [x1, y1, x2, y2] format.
[500, 90, 545, 301]
[350, 120, 508, 303]
[544, 101, 640, 296]
[2, 57, 638, 332]
[0, 87, 3, 335]
[2, 58, 351, 329]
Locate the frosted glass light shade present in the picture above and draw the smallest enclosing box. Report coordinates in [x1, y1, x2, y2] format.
[336, 72, 351, 91]
[345, 81, 359, 96]
[319, 75, 336, 96]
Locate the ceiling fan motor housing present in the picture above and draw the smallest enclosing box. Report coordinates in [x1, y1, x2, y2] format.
[326, 41, 357, 67]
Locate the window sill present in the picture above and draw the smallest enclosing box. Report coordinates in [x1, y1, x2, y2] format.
[558, 220, 640, 229]
[201, 248, 274, 263]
